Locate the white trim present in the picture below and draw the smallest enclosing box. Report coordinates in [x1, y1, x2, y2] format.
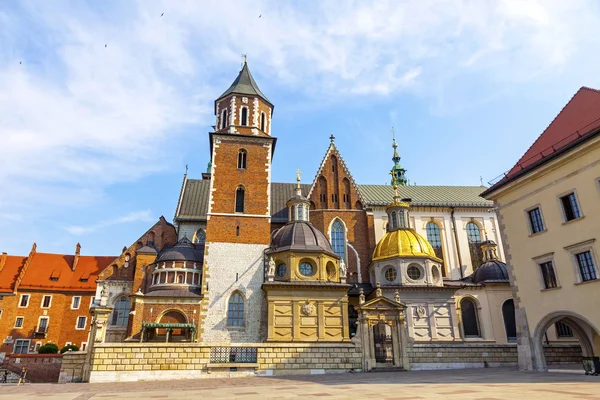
[524, 204, 546, 235]
[75, 316, 88, 330]
[37, 316, 50, 333]
[14, 316, 24, 329]
[532, 252, 560, 290]
[40, 295, 53, 309]
[18, 294, 30, 308]
[71, 296, 82, 310]
[239, 105, 249, 126]
[13, 339, 30, 355]
[557, 189, 584, 222]
[81, 342, 88, 351]
[564, 239, 598, 283]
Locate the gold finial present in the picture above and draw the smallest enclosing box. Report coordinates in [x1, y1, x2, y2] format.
[483, 227, 489, 241]
[296, 169, 302, 188]
[390, 169, 399, 200]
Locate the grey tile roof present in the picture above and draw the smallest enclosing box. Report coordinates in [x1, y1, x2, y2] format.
[176, 179, 211, 221]
[357, 185, 493, 208]
[217, 62, 273, 107]
[174, 181, 492, 222]
[271, 183, 311, 223]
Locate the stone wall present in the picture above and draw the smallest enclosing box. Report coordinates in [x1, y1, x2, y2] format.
[58, 351, 87, 383]
[87, 342, 361, 382]
[408, 344, 581, 370]
[3, 353, 62, 383]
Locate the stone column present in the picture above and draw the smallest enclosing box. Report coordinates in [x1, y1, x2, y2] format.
[398, 311, 410, 370]
[82, 305, 112, 382]
[391, 321, 401, 368]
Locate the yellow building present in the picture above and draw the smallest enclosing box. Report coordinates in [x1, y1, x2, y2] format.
[482, 87, 600, 371]
[263, 176, 351, 342]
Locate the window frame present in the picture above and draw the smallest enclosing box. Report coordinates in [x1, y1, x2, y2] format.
[558, 190, 583, 223]
[13, 339, 30, 355]
[37, 316, 50, 333]
[227, 291, 245, 327]
[525, 205, 546, 234]
[384, 266, 397, 282]
[502, 299, 517, 343]
[14, 316, 24, 329]
[298, 260, 315, 277]
[237, 149, 247, 170]
[465, 221, 483, 270]
[18, 294, 30, 308]
[221, 109, 228, 130]
[425, 220, 446, 276]
[330, 219, 347, 264]
[76, 316, 88, 330]
[41, 295, 52, 309]
[532, 252, 560, 290]
[564, 239, 598, 284]
[111, 296, 130, 327]
[260, 111, 266, 132]
[555, 321, 574, 338]
[235, 186, 245, 213]
[459, 297, 481, 339]
[240, 106, 248, 126]
[71, 296, 82, 310]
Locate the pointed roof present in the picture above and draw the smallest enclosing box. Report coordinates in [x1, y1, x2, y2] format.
[216, 62, 273, 108]
[307, 136, 367, 206]
[484, 87, 600, 195]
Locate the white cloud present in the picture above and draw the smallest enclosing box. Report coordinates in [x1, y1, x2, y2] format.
[65, 210, 154, 235]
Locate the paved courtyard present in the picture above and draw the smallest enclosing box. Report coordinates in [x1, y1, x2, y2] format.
[1, 368, 600, 400]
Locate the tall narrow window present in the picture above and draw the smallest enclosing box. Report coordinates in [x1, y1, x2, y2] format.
[528, 207, 545, 233]
[38, 317, 49, 333]
[221, 109, 228, 129]
[235, 187, 245, 213]
[576, 251, 597, 281]
[560, 192, 581, 221]
[227, 292, 244, 326]
[260, 112, 266, 131]
[342, 178, 351, 206]
[297, 205, 303, 221]
[237, 149, 247, 169]
[19, 294, 30, 308]
[391, 212, 398, 229]
[76, 316, 87, 330]
[502, 299, 517, 342]
[331, 219, 346, 262]
[193, 229, 206, 245]
[398, 210, 406, 228]
[111, 296, 130, 327]
[539, 261, 558, 289]
[460, 298, 480, 338]
[241, 107, 248, 126]
[466, 222, 483, 270]
[426, 222, 445, 276]
[318, 176, 328, 208]
[41, 295, 52, 308]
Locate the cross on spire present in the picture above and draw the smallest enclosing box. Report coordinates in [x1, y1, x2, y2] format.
[241, 54, 247, 63]
[296, 169, 302, 188]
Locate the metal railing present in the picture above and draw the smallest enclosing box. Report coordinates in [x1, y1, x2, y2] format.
[209, 347, 257, 364]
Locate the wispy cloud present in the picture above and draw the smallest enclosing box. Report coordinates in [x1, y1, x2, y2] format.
[65, 210, 154, 235]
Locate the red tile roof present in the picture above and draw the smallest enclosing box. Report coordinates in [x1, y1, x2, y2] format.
[0, 245, 115, 293]
[0, 255, 26, 293]
[507, 87, 600, 179]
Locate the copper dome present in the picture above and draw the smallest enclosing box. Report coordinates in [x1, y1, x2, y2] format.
[267, 221, 338, 257]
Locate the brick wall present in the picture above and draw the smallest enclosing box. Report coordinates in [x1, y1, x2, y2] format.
[0, 291, 93, 354]
[3, 353, 62, 383]
[87, 342, 361, 382]
[408, 344, 582, 370]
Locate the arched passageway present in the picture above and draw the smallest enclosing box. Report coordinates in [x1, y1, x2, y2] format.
[532, 311, 600, 372]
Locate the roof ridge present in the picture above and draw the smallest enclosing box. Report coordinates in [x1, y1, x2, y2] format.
[174, 172, 188, 224]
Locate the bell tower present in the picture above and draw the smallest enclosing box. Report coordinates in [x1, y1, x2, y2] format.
[202, 60, 274, 343]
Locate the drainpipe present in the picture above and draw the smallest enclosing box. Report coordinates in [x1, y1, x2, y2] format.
[450, 207, 464, 280]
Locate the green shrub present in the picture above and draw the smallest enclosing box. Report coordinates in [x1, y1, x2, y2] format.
[60, 344, 79, 354]
[38, 343, 59, 354]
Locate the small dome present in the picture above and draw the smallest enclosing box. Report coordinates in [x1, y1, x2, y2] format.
[156, 236, 204, 263]
[372, 229, 440, 262]
[268, 221, 337, 257]
[472, 260, 509, 284]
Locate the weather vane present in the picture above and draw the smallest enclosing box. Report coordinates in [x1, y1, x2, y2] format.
[241, 53, 247, 63]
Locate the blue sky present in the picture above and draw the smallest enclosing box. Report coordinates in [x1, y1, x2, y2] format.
[2, 0, 600, 256]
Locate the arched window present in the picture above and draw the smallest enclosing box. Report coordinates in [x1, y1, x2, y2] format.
[466, 222, 483, 270]
[177, 274, 184, 284]
[502, 299, 517, 342]
[398, 210, 406, 228]
[460, 298, 480, 338]
[147, 231, 155, 245]
[193, 229, 206, 245]
[331, 219, 346, 262]
[227, 292, 244, 326]
[237, 149, 247, 169]
[221, 109, 228, 129]
[318, 176, 328, 208]
[235, 187, 245, 213]
[297, 205, 303, 221]
[111, 296, 130, 327]
[260, 112, 266, 131]
[391, 212, 398, 229]
[240, 107, 248, 126]
[426, 222, 445, 276]
[331, 155, 337, 173]
[342, 178, 351, 205]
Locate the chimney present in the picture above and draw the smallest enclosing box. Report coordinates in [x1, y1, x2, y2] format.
[0, 252, 6, 272]
[73, 243, 81, 271]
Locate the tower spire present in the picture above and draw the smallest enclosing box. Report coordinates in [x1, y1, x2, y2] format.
[390, 128, 407, 186]
[296, 169, 302, 196]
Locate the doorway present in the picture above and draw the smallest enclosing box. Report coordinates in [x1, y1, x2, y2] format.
[373, 323, 394, 365]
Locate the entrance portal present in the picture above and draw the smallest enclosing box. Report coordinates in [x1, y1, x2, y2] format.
[373, 323, 394, 364]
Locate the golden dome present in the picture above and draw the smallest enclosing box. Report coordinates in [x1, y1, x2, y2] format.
[372, 229, 442, 262]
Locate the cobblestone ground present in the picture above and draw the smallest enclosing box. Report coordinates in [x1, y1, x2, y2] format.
[1, 368, 600, 400]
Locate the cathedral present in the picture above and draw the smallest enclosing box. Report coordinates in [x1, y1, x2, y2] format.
[78, 61, 576, 378]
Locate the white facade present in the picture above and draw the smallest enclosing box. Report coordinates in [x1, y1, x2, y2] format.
[201, 242, 267, 343]
[371, 206, 505, 281]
